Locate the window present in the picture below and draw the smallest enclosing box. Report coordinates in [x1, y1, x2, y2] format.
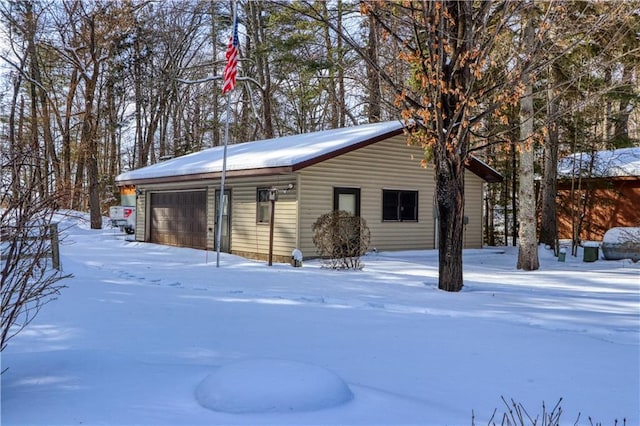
[256, 188, 271, 223]
[382, 190, 418, 221]
[333, 187, 361, 216]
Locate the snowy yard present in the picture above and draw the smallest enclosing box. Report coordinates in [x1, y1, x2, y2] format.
[1, 212, 638, 425]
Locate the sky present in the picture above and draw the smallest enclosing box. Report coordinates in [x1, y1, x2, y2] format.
[1, 211, 638, 425]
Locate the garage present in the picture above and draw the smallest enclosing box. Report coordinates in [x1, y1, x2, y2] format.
[149, 190, 207, 249]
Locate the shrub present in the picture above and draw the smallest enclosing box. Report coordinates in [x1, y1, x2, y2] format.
[1, 201, 69, 356]
[311, 210, 370, 270]
[472, 397, 627, 426]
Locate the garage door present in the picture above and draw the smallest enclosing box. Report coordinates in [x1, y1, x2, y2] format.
[150, 191, 207, 249]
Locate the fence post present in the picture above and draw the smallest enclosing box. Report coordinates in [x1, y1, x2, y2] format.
[49, 223, 60, 270]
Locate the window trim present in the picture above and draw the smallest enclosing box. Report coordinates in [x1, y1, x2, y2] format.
[382, 189, 418, 222]
[256, 187, 271, 224]
[333, 187, 361, 217]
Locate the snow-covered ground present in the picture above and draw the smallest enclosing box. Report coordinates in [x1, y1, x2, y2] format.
[2, 212, 638, 425]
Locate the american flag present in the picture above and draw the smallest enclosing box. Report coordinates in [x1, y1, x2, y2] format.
[222, 16, 239, 94]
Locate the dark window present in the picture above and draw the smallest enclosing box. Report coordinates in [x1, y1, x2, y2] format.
[257, 188, 270, 224]
[382, 190, 418, 221]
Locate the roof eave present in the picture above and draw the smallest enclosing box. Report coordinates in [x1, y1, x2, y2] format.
[556, 175, 640, 189]
[466, 156, 503, 183]
[115, 166, 295, 186]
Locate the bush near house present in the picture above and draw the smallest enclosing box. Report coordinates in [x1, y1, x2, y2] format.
[311, 210, 370, 270]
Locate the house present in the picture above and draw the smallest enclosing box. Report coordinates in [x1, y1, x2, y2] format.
[556, 147, 640, 241]
[115, 121, 502, 263]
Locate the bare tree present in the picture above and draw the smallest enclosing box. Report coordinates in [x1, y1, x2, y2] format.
[365, 1, 532, 291]
[246, 0, 275, 138]
[1, 31, 69, 352]
[516, 2, 540, 271]
[290, 1, 531, 291]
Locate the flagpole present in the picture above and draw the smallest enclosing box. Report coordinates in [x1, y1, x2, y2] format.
[216, 1, 236, 268]
[216, 94, 231, 268]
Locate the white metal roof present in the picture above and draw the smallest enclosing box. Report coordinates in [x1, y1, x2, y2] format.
[557, 147, 640, 178]
[116, 121, 404, 183]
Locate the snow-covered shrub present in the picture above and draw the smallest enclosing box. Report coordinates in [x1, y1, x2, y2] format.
[311, 210, 370, 269]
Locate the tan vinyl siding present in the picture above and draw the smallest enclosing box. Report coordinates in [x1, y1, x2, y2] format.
[136, 176, 297, 260]
[135, 191, 146, 242]
[226, 176, 298, 262]
[463, 173, 485, 248]
[298, 135, 436, 255]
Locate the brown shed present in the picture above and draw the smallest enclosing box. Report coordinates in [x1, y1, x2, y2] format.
[556, 147, 640, 241]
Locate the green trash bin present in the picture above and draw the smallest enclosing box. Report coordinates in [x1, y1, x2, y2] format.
[558, 249, 566, 262]
[583, 245, 599, 262]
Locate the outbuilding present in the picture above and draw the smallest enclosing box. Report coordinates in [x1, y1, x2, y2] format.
[115, 121, 502, 262]
[556, 147, 640, 241]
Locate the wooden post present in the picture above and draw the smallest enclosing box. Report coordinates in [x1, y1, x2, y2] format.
[49, 223, 60, 270]
[268, 198, 275, 266]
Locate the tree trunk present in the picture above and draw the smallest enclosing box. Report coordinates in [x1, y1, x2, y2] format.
[604, 66, 614, 142]
[436, 159, 465, 292]
[27, 31, 45, 199]
[336, 0, 346, 127]
[28, 17, 62, 199]
[511, 139, 517, 247]
[134, 24, 144, 168]
[210, 1, 221, 146]
[248, 0, 274, 139]
[8, 65, 23, 200]
[516, 9, 539, 271]
[539, 65, 559, 249]
[320, 1, 338, 129]
[106, 74, 118, 179]
[59, 69, 79, 209]
[74, 12, 102, 230]
[71, 141, 85, 210]
[613, 64, 633, 146]
[366, 12, 381, 123]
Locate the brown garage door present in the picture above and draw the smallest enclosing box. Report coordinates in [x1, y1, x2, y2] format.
[150, 191, 207, 249]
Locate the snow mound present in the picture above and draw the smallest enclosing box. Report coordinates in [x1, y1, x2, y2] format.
[195, 358, 354, 414]
[602, 227, 640, 262]
[603, 227, 640, 244]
